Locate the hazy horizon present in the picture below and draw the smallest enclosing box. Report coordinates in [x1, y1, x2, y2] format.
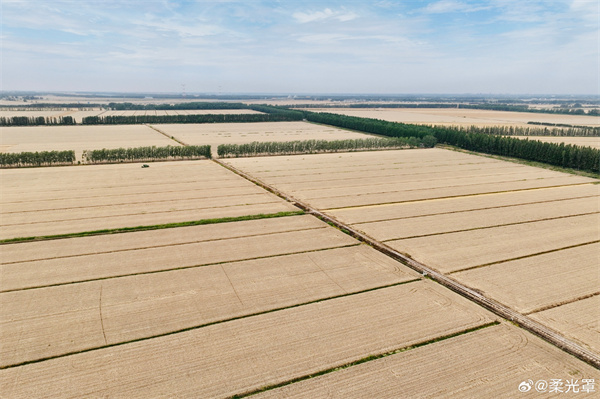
[2, 0, 599, 95]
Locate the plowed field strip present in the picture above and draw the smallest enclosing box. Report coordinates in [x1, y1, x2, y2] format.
[252, 323, 600, 399]
[449, 240, 600, 273]
[2, 224, 325, 265]
[386, 213, 600, 273]
[376, 210, 600, 242]
[0, 201, 299, 240]
[348, 193, 598, 225]
[525, 292, 600, 315]
[313, 180, 592, 209]
[1, 191, 270, 214]
[529, 296, 600, 354]
[1, 246, 420, 368]
[262, 163, 529, 185]
[1, 228, 358, 292]
[0, 281, 496, 398]
[1, 196, 283, 226]
[250, 160, 502, 179]
[451, 242, 600, 314]
[1, 185, 265, 209]
[1, 214, 317, 261]
[275, 169, 562, 194]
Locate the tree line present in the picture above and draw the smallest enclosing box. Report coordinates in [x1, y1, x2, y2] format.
[451, 124, 599, 137]
[217, 137, 434, 158]
[0, 116, 76, 126]
[0, 150, 75, 167]
[303, 111, 600, 174]
[83, 145, 212, 163]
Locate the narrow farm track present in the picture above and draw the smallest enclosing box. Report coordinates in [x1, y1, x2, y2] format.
[218, 151, 600, 369]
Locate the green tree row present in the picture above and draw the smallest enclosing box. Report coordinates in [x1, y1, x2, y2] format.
[81, 112, 302, 125]
[0, 116, 76, 126]
[0, 150, 75, 167]
[83, 145, 211, 163]
[303, 111, 600, 173]
[217, 137, 434, 158]
[108, 102, 250, 110]
[453, 124, 599, 137]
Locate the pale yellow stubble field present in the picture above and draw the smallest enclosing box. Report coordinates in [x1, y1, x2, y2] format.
[0, 125, 177, 161]
[305, 108, 600, 128]
[155, 121, 376, 156]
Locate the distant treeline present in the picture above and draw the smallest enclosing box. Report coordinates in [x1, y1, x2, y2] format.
[0, 150, 75, 168]
[83, 145, 211, 163]
[107, 102, 249, 110]
[304, 111, 600, 173]
[0, 103, 305, 126]
[217, 137, 435, 158]
[455, 125, 600, 137]
[0, 116, 76, 126]
[292, 103, 599, 115]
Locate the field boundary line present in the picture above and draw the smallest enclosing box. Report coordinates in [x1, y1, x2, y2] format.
[449, 240, 600, 274]
[1, 244, 361, 293]
[380, 211, 600, 241]
[229, 321, 501, 398]
[214, 158, 600, 369]
[145, 124, 188, 146]
[320, 182, 594, 210]
[0, 278, 420, 370]
[0, 211, 304, 245]
[525, 292, 600, 315]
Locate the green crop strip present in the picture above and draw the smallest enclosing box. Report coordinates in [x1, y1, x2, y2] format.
[0, 210, 305, 244]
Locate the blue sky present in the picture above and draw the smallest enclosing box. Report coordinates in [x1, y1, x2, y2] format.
[1, 0, 598, 94]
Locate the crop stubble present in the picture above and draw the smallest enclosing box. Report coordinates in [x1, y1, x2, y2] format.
[0, 281, 496, 398]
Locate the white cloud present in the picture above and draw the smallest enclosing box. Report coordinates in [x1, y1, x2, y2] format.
[293, 8, 358, 23]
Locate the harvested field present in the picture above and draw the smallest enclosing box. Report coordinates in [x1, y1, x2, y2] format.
[225, 149, 595, 210]
[513, 136, 600, 149]
[354, 196, 598, 241]
[254, 323, 600, 398]
[530, 296, 600, 354]
[0, 160, 298, 239]
[1, 243, 419, 367]
[304, 108, 600, 128]
[0, 124, 177, 161]
[1, 216, 357, 291]
[452, 242, 600, 313]
[0, 281, 497, 398]
[386, 213, 599, 273]
[225, 147, 600, 359]
[154, 121, 374, 156]
[328, 184, 600, 224]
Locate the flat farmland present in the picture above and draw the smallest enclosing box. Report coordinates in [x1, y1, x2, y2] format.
[225, 148, 600, 354]
[304, 107, 600, 127]
[255, 322, 600, 399]
[154, 121, 375, 156]
[0, 160, 297, 240]
[529, 296, 600, 354]
[1, 280, 500, 397]
[513, 136, 600, 149]
[0, 124, 176, 161]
